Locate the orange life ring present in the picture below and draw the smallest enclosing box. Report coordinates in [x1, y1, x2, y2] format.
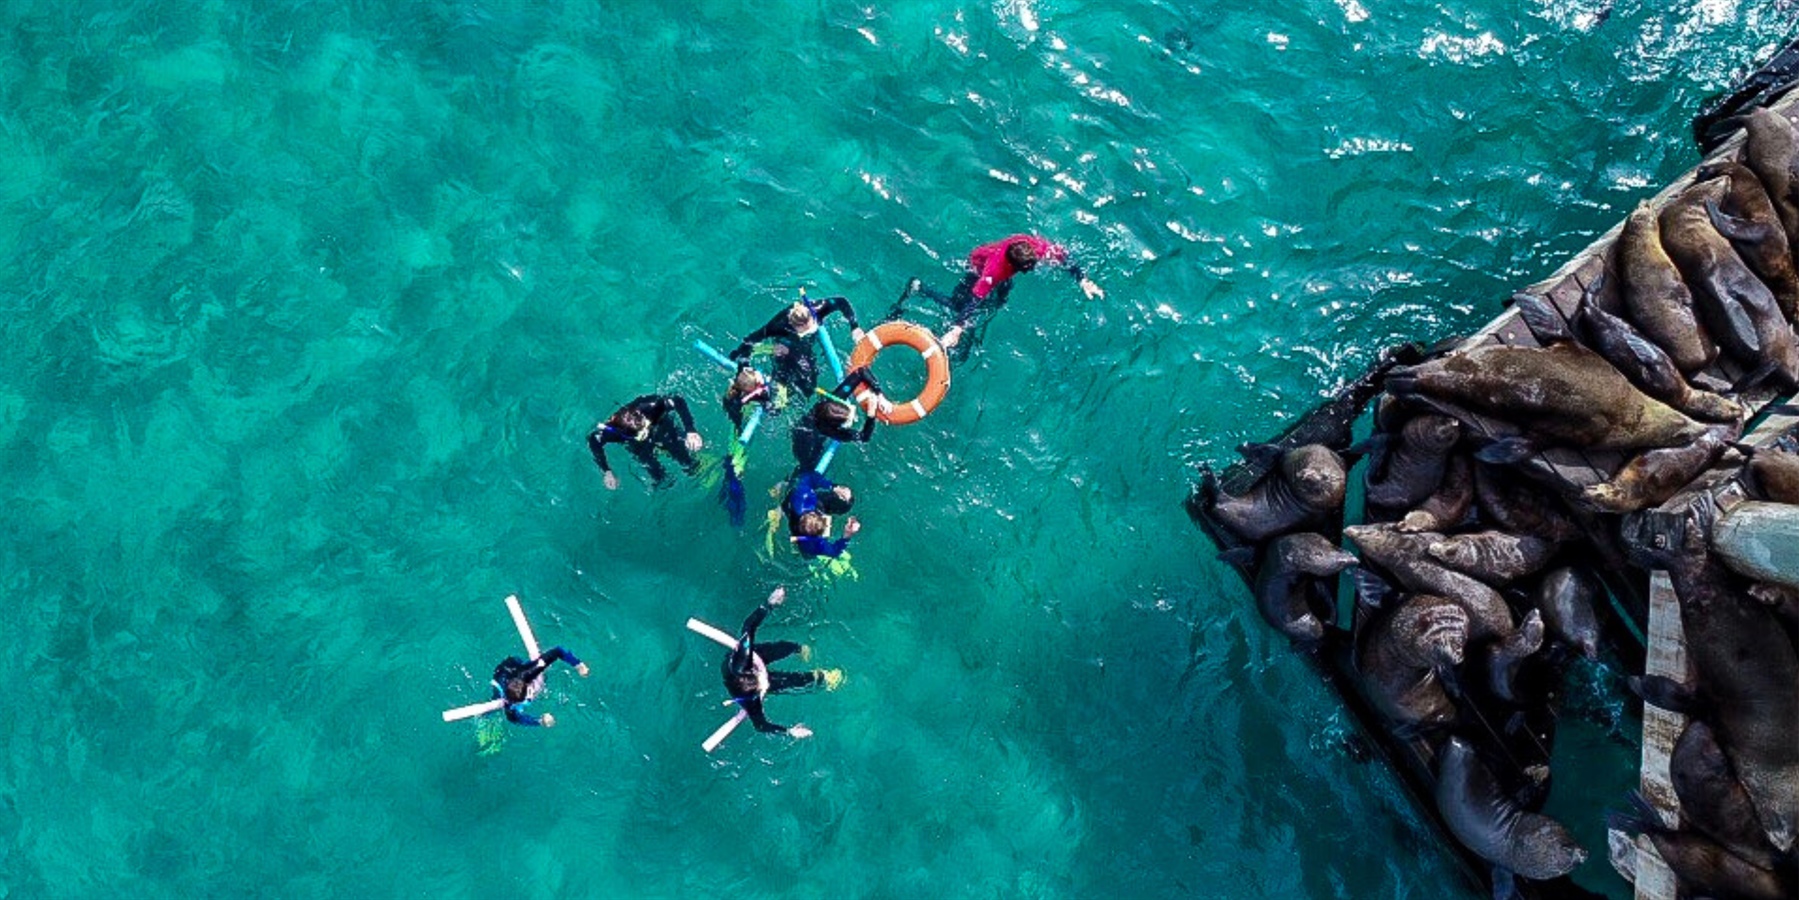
[847, 321, 951, 425]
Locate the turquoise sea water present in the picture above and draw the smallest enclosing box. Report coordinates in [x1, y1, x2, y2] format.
[2, 2, 1793, 897]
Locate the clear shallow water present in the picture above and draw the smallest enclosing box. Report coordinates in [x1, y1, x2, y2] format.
[1, 1, 1791, 897]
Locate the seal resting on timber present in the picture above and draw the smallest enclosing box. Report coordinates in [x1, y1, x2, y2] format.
[1698, 158, 1799, 320]
[1354, 593, 1468, 732]
[1239, 532, 1358, 644]
[1344, 523, 1515, 641]
[1616, 201, 1717, 373]
[1512, 281, 1741, 424]
[1581, 422, 1739, 514]
[1398, 452, 1474, 533]
[1662, 181, 1799, 385]
[1386, 342, 1708, 451]
[1201, 443, 1346, 543]
[1529, 567, 1600, 660]
[1741, 106, 1799, 246]
[1435, 735, 1588, 881]
[1744, 444, 1799, 503]
[1671, 719, 1785, 871]
[1363, 414, 1460, 511]
[1629, 503, 1799, 852]
[1425, 530, 1557, 586]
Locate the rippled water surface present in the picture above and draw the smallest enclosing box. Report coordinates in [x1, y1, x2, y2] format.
[2, 2, 1793, 897]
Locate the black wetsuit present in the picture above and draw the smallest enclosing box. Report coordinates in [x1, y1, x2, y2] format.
[727, 296, 860, 397]
[721, 602, 817, 733]
[790, 367, 881, 472]
[587, 394, 699, 485]
[490, 646, 583, 727]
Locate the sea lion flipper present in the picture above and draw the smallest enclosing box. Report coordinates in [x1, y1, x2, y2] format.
[1512, 291, 1573, 344]
[1353, 566, 1394, 610]
[1474, 437, 1536, 465]
[1236, 441, 1283, 470]
[1704, 197, 1779, 244]
[1629, 673, 1698, 714]
[1489, 866, 1521, 900]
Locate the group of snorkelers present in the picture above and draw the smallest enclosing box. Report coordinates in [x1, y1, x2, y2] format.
[477, 234, 1103, 739]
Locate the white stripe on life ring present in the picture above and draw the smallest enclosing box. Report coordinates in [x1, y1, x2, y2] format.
[910, 399, 929, 419]
[866, 332, 885, 351]
[921, 344, 940, 360]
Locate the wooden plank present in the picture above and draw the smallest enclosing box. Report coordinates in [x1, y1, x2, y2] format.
[1633, 571, 1687, 900]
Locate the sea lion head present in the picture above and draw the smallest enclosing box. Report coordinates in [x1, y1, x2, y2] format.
[1514, 818, 1589, 880]
[1401, 597, 1469, 669]
[1281, 444, 1347, 511]
[1403, 414, 1461, 453]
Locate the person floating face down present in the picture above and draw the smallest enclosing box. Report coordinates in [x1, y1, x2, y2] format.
[893, 234, 1104, 351]
[491, 647, 589, 728]
[726, 294, 864, 399]
[721, 587, 841, 737]
[791, 366, 888, 473]
[782, 470, 860, 559]
[722, 365, 774, 435]
[588, 394, 702, 490]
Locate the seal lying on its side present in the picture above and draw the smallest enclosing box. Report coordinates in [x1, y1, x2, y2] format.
[1745, 445, 1799, 504]
[1582, 423, 1739, 514]
[1203, 443, 1347, 543]
[1435, 735, 1588, 881]
[1616, 201, 1717, 373]
[1386, 342, 1707, 452]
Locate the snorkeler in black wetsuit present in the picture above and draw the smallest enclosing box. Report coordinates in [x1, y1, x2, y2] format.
[790, 366, 886, 472]
[490, 647, 589, 728]
[727, 295, 864, 397]
[588, 394, 702, 490]
[721, 587, 840, 736]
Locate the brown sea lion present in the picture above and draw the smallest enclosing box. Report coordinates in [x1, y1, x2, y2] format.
[1698, 158, 1799, 320]
[1660, 184, 1767, 360]
[1529, 567, 1600, 660]
[1248, 533, 1358, 643]
[1745, 445, 1799, 503]
[1426, 531, 1557, 586]
[1642, 829, 1790, 900]
[1204, 443, 1347, 543]
[1386, 342, 1707, 451]
[1344, 523, 1514, 641]
[1741, 107, 1799, 245]
[1355, 593, 1468, 731]
[1631, 505, 1799, 852]
[1435, 736, 1588, 881]
[1582, 422, 1739, 513]
[1398, 452, 1474, 533]
[1512, 282, 1741, 423]
[1616, 201, 1716, 373]
[1672, 719, 1784, 871]
[1364, 414, 1460, 511]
